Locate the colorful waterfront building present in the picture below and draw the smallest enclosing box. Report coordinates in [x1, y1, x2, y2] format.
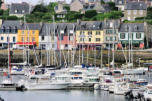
[17, 23, 41, 48]
[39, 23, 57, 50]
[56, 23, 76, 50]
[76, 21, 104, 50]
[118, 23, 145, 48]
[0, 20, 21, 48]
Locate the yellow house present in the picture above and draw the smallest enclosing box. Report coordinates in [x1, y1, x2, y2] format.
[76, 21, 104, 49]
[17, 23, 41, 47]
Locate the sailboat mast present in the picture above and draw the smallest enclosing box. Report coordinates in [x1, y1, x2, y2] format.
[100, 45, 102, 68]
[72, 24, 75, 66]
[68, 26, 70, 66]
[112, 20, 115, 68]
[52, 16, 56, 66]
[8, 30, 11, 75]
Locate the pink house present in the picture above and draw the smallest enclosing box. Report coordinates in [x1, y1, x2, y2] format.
[57, 23, 76, 50]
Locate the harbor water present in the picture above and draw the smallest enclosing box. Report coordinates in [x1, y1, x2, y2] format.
[0, 73, 152, 101]
[0, 90, 127, 101]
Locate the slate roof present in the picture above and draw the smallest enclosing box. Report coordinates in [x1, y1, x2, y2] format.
[9, 2, 30, 14]
[77, 21, 103, 30]
[0, 20, 21, 29]
[115, 0, 125, 5]
[20, 23, 42, 30]
[119, 23, 144, 32]
[125, 2, 147, 10]
[39, 23, 56, 36]
[104, 20, 120, 29]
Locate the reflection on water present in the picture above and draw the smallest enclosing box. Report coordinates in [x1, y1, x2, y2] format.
[0, 90, 127, 101]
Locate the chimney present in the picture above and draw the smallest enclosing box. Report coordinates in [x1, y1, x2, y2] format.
[0, 19, 3, 27]
[20, 20, 23, 25]
[77, 19, 81, 25]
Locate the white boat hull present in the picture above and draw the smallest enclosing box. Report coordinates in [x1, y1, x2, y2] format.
[25, 83, 69, 90]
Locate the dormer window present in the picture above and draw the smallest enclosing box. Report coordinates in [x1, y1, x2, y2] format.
[125, 25, 129, 31]
[119, 1, 122, 4]
[8, 26, 11, 33]
[2, 26, 5, 33]
[14, 26, 17, 33]
[15, 9, 18, 13]
[134, 25, 138, 31]
[22, 10, 25, 13]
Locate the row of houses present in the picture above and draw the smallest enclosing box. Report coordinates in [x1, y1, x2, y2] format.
[0, 19, 146, 50]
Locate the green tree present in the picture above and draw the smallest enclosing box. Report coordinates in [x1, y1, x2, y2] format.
[66, 11, 83, 22]
[32, 4, 48, 13]
[107, 2, 118, 11]
[85, 10, 97, 18]
[0, 0, 3, 7]
[100, 0, 105, 4]
[64, 5, 70, 12]
[146, 7, 152, 19]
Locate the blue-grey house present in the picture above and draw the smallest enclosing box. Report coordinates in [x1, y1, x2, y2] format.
[118, 23, 145, 48]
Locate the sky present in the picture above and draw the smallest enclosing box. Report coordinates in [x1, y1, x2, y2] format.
[4, 0, 72, 5]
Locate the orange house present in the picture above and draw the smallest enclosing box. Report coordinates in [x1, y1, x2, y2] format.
[17, 23, 41, 47]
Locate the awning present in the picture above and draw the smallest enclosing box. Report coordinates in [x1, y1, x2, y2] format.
[140, 43, 144, 48]
[117, 43, 122, 49]
[16, 42, 36, 45]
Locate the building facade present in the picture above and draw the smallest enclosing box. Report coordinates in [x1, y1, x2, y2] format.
[9, 2, 30, 17]
[118, 23, 145, 48]
[17, 23, 41, 48]
[76, 21, 104, 50]
[103, 20, 120, 48]
[57, 23, 76, 50]
[39, 23, 57, 50]
[124, 2, 147, 21]
[0, 20, 21, 48]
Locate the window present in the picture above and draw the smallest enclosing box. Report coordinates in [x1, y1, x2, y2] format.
[32, 31, 35, 34]
[80, 31, 84, 35]
[15, 9, 18, 13]
[96, 38, 100, 42]
[136, 33, 141, 39]
[96, 31, 100, 35]
[134, 10, 137, 15]
[89, 38, 91, 42]
[22, 31, 24, 34]
[128, 17, 131, 20]
[140, 10, 143, 15]
[110, 37, 113, 41]
[80, 38, 84, 42]
[128, 10, 131, 15]
[59, 34, 64, 40]
[88, 31, 92, 35]
[1, 37, 3, 41]
[106, 29, 112, 34]
[21, 37, 24, 42]
[32, 37, 35, 42]
[52, 44, 55, 48]
[22, 10, 25, 13]
[69, 36, 73, 41]
[42, 36, 45, 41]
[7, 37, 9, 42]
[106, 37, 110, 41]
[27, 37, 29, 42]
[120, 33, 125, 39]
[13, 37, 16, 42]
